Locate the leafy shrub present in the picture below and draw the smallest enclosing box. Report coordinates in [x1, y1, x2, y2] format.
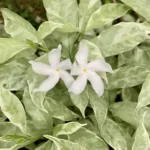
[0, 0, 150, 149]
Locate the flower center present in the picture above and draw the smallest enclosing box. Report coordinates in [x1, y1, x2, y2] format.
[56, 68, 60, 72]
[83, 68, 87, 73]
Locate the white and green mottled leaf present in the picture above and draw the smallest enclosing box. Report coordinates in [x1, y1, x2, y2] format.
[107, 66, 149, 89]
[70, 88, 89, 118]
[121, 87, 138, 102]
[110, 101, 150, 130]
[23, 87, 53, 131]
[86, 4, 130, 31]
[137, 74, 150, 110]
[98, 23, 147, 57]
[0, 38, 32, 64]
[101, 118, 127, 150]
[69, 127, 108, 150]
[38, 21, 78, 40]
[43, 0, 78, 27]
[119, 47, 150, 70]
[79, 0, 101, 31]
[0, 58, 29, 91]
[132, 123, 150, 150]
[44, 135, 87, 150]
[45, 97, 78, 121]
[88, 86, 108, 130]
[121, 0, 150, 22]
[0, 88, 26, 133]
[1, 8, 38, 42]
[53, 122, 86, 136]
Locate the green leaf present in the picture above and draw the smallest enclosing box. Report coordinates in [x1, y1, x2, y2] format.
[101, 118, 127, 150]
[45, 97, 78, 121]
[79, 0, 101, 31]
[86, 4, 130, 31]
[98, 23, 147, 57]
[44, 135, 87, 150]
[43, 0, 78, 27]
[70, 88, 89, 118]
[132, 123, 150, 150]
[88, 86, 108, 130]
[38, 21, 78, 40]
[1, 8, 38, 42]
[121, 87, 138, 102]
[0, 38, 32, 64]
[0, 58, 29, 91]
[137, 74, 150, 110]
[69, 127, 108, 150]
[107, 66, 150, 89]
[53, 122, 86, 136]
[0, 88, 26, 133]
[121, 0, 150, 22]
[35, 141, 52, 150]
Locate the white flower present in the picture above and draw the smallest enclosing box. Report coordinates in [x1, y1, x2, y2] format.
[29, 45, 74, 92]
[69, 44, 113, 96]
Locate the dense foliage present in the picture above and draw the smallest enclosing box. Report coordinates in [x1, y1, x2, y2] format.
[0, 0, 150, 149]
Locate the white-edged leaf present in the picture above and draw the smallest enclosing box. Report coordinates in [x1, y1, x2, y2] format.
[23, 87, 53, 130]
[0, 38, 32, 64]
[53, 122, 86, 136]
[132, 123, 150, 150]
[0, 87, 26, 133]
[44, 135, 87, 150]
[69, 127, 108, 150]
[35, 141, 52, 150]
[86, 3, 130, 31]
[137, 74, 150, 110]
[38, 21, 78, 40]
[1, 8, 38, 42]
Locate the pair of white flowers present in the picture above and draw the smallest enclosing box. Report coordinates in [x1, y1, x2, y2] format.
[29, 44, 113, 96]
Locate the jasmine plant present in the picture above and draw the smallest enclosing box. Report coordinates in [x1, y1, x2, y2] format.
[0, 0, 150, 149]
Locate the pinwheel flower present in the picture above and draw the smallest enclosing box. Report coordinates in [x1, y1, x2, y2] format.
[69, 45, 113, 96]
[29, 45, 74, 92]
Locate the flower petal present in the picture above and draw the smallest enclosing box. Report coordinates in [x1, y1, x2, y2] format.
[33, 73, 60, 92]
[75, 44, 88, 65]
[70, 61, 82, 75]
[58, 59, 72, 70]
[29, 61, 54, 75]
[48, 44, 62, 66]
[88, 71, 104, 97]
[69, 74, 87, 95]
[87, 59, 113, 73]
[60, 71, 74, 88]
